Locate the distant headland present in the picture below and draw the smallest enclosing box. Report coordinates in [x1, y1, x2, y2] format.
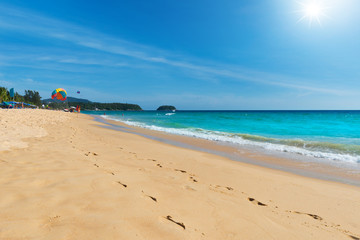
[43, 97, 142, 111]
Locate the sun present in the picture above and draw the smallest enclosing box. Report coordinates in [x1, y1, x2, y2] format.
[305, 3, 322, 17]
[296, 0, 329, 26]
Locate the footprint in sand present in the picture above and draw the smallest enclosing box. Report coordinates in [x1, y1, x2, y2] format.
[189, 176, 198, 182]
[92, 163, 115, 176]
[85, 152, 98, 156]
[183, 185, 196, 191]
[165, 215, 186, 230]
[248, 197, 267, 206]
[141, 191, 157, 202]
[174, 169, 199, 185]
[349, 235, 360, 240]
[147, 195, 157, 202]
[209, 185, 234, 194]
[289, 210, 360, 239]
[116, 181, 127, 188]
[292, 211, 323, 221]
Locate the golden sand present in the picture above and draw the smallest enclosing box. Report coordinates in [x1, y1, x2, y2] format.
[0, 109, 359, 239]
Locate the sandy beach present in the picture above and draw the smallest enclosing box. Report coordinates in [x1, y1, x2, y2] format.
[1, 109, 360, 240]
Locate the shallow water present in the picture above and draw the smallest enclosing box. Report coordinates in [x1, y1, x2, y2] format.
[84, 110, 360, 166]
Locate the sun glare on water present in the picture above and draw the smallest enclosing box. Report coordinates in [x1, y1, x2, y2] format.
[296, 0, 329, 26]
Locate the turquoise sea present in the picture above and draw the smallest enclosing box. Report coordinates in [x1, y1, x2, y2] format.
[84, 110, 360, 166]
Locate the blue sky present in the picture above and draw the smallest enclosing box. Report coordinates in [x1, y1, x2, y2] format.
[0, 0, 359, 110]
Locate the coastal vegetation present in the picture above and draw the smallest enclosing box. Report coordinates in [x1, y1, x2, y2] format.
[157, 105, 176, 111]
[0, 86, 142, 110]
[48, 102, 142, 111]
[0, 87, 41, 106]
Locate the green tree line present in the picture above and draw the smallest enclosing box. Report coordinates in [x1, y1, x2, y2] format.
[0, 87, 41, 106]
[48, 102, 142, 111]
[1, 86, 142, 110]
[157, 105, 176, 111]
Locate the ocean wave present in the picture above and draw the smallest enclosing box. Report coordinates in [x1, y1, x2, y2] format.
[104, 116, 360, 164]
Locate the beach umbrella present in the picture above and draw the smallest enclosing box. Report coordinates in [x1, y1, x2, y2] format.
[51, 88, 67, 101]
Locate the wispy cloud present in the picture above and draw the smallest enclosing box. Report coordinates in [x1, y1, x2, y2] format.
[0, 4, 352, 96]
[23, 78, 34, 83]
[0, 79, 11, 86]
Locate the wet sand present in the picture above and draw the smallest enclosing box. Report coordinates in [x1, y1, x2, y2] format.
[0, 109, 359, 239]
[99, 116, 360, 187]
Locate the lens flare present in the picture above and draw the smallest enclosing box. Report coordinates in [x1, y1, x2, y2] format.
[296, 0, 329, 27]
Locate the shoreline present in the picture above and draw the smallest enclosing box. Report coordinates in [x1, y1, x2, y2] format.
[94, 115, 360, 187]
[1, 110, 360, 239]
[87, 110, 360, 166]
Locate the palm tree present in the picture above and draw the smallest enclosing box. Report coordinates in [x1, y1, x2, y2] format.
[0, 87, 9, 102]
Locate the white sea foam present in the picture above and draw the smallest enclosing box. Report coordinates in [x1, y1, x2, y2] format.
[103, 116, 360, 164]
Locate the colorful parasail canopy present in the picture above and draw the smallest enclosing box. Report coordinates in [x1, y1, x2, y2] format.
[51, 88, 67, 101]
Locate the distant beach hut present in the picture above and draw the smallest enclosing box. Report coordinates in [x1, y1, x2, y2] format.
[0, 101, 37, 109]
[0, 102, 11, 108]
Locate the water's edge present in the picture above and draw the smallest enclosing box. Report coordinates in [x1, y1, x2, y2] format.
[92, 115, 360, 187]
[94, 111, 360, 165]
